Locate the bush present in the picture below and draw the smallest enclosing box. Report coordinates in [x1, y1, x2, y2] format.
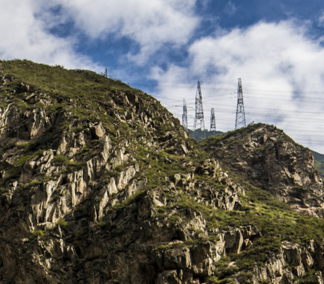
[56, 219, 68, 227]
[95, 221, 107, 228]
[32, 230, 45, 237]
[112, 190, 146, 211]
[51, 155, 70, 165]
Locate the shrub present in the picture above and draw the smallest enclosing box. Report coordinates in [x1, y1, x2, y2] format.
[112, 190, 146, 211]
[56, 219, 68, 227]
[95, 221, 107, 228]
[51, 155, 70, 165]
[32, 230, 45, 237]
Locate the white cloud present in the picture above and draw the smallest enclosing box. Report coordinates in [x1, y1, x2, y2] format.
[0, 1, 100, 70]
[51, 0, 200, 63]
[319, 11, 324, 27]
[224, 1, 236, 16]
[151, 21, 324, 153]
[0, 0, 200, 67]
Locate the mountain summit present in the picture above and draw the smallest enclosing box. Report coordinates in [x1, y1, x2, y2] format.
[200, 124, 324, 217]
[0, 60, 324, 284]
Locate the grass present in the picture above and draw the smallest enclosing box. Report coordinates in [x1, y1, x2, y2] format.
[95, 221, 107, 228]
[25, 175, 52, 188]
[13, 149, 45, 167]
[154, 240, 198, 251]
[56, 219, 69, 227]
[13, 154, 34, 167]
[32, 230, 45, 237]
[207, 276, 235, 284]
[51, 155, 84, 171]
[112, 190, 147, 211]
[2, 60, 133, 100]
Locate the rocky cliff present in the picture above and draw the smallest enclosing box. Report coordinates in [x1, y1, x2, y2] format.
[199, 124, 324, 217]
[0, 60, 324, 284]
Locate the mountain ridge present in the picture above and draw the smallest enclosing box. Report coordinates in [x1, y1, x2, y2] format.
[0, 59, 324, 284]
[189, 128, 324, 179]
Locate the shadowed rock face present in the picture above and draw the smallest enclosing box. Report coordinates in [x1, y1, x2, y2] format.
[1, 60, 324, 284]
[200, 123, 324, 217]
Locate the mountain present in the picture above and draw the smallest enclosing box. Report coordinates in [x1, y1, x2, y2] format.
[199, 124, 324, 217]
[1, 59, 324, 284]
[187, 129, 224, 141]
[188, 128, 324, 180]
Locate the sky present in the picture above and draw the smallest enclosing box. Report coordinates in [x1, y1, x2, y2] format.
[1, 0, 324, 152]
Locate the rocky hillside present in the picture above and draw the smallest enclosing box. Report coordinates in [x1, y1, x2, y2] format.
[1, 60, 324, 284]
[199, 124, 324, 218]
[189, 128, 324, 180]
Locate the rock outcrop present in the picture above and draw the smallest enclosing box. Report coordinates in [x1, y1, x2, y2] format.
[201, 123, 324, 217]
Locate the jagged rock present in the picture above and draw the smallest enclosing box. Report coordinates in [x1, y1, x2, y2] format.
[224, 228, 244, 254]
[117, 165, 137, 190]
[191, 241, 222, 277]
[240, 225, 262, 240]
[164, 247, 191, 270]
[19, 160, 35, 183]
[91, 122, 105, 139]
[157, 270, 181, 284]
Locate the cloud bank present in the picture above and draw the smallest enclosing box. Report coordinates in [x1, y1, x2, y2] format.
[51, 0, 200, 63]
[151, 21, 324, 152]
[0, 0, 199, 67]
[0, 1, 100, 70]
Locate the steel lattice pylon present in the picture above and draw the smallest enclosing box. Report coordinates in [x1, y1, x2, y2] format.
[210, 108, 216, 131]
[182, 99, 188, 129]
[194, 81, 205, 130]
[235, 78, 246, 130]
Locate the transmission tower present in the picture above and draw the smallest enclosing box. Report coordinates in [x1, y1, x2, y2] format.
[194, 81, 205, 131]
[104, 68, 108, 77]
[182, 99, 188, 129]
[235, 78, 246, 130]
[210, 108, 216, 131]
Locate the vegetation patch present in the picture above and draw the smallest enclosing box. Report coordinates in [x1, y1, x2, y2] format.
[207, 276, 235, 284]
[95, 221, 107, 228]
[31, 230, 45, 237]
[56, 219, 69, 227]
[51, 155, 84, 171]
[112, 190, 147, 211]
[13, 149, 45, 167]
[155, 240, 198, 251]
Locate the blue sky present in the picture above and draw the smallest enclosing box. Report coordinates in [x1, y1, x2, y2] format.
[1, 0, 324, 152]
